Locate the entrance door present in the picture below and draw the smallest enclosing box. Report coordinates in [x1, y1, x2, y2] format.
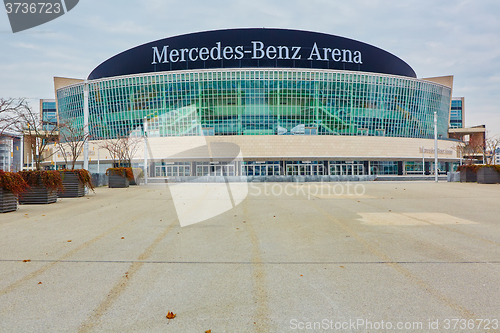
[341, 165, 352, 175]
[223, 165, 235, 176]
[196, 165, 210, 176]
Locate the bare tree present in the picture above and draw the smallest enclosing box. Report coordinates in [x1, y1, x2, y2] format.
[484, 134, 500, 165]
[0, 98, 26, 135]
[4, 100, 59, 170]
[456, 141, 480, 165]
[457, 132, 500, 165]
[57, 119, 92, 170]
[98, 135, 142, 167]
[123, 136, 142, 167]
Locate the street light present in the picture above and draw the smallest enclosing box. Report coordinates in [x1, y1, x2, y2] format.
[434, 111, 438, 182]
[83, 80, 89, 171]
[143, 117, 148, 185]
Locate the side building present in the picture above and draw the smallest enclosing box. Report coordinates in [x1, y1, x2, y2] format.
[447, 97, 487, 164]
[54, 28, 461, 179]
[450, 97, 465, 129]
[0, 132, 23, 172]
[40, 99, 58, 131]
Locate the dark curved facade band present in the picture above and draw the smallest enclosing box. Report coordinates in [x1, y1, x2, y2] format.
[88, 28, 416, 80]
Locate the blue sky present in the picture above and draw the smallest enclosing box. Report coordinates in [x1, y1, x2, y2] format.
[1, 0, 499, 137]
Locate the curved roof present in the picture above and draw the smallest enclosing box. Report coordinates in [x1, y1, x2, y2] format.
[88, 28, 416, 80]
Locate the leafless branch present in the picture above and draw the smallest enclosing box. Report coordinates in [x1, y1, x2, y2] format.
[97, 135, 142, 167]
[57, 119, 92, 169]
[2, 100, 59, 170]
[0, 98, 27, 135]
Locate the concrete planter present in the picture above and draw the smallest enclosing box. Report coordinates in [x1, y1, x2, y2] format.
[19, 185, 57, 205]
[460, 169, 477, 182]
[0, 188, 18, 213]
[477, 167, 500, 184]
[59, 171, 85, 198]
[108, 171, 130, 188]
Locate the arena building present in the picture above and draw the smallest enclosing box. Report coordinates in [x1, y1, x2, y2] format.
[54, 28, 460, 180]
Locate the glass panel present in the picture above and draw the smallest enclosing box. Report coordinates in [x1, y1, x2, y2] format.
[58, 69, 452, 141]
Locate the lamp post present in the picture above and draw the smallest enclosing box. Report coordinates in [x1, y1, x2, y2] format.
[83, 80, 89, 171]
[53, 142, 57, 170]
[143, 117, 148, 185]
[434, 111, 438, 182]
[422, 146, 425, 175]
[20, 135, 24, 171]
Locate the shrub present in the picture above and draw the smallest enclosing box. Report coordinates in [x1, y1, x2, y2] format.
[0, 170, 29, 196]
[106, 167, 134, 180]
[19, 170, 63, 191]
[457, 165, 500, 173]
[456, 165, 482, 173]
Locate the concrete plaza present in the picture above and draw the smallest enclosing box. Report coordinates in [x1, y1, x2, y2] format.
[0, 181, 499, 332]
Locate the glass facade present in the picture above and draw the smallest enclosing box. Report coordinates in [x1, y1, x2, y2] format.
[450, 98, 464, 128]
[57, 69, 451, 140]
[41, 100, 57, 131]
[147, 160, 456, 177]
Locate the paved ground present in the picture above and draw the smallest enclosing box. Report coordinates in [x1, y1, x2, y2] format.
[0, 181, 499, 332]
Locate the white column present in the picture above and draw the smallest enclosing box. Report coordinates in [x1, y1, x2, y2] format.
[8, 137, 12, 171]
[20, 135, 24, 171]
[53, 143, 57, 170]
[97, 147, 100, 173]
[422, 146, 425, 175]
[434, 111, 438, 182]
[144, 117, 148, 185]
[35, 137, 39, 170]
[83, 80, 89, 171]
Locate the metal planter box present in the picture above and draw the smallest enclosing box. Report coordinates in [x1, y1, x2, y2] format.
[460, 169, 477, 182]
[0, 188, 18, 213]
[59, 171, 85, 198]
[19, 185, 57, 205]
[477, 167, 500, 184]
[108, 171, 130, 188]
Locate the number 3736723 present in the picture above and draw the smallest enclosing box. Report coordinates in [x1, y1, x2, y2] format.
[5, 2, 61, 14]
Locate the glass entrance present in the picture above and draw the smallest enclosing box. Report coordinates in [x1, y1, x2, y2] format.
[329, 163, 364, 175]
[155, 163, 191, 177]
[196, 164, 235, 176]
[285, 163, 324, 176]
[242, 162, 281, 176]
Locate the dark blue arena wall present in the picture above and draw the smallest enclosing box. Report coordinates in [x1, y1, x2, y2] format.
[88, 28, 416, 80]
